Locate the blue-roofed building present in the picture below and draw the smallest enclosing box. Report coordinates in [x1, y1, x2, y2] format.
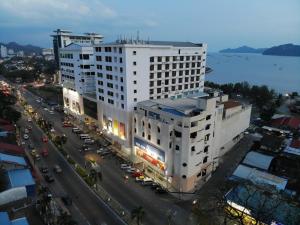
[0, 212, 29, 225]
[0, 153, 27, 170]
[6, 169, 35, 197]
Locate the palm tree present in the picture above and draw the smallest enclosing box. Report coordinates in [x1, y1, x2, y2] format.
[131, 206, 145, 225]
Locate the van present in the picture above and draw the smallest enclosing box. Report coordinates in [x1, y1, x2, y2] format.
[79, 134, 90, 139]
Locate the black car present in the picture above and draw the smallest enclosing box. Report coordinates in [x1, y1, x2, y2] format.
[155, 187, 168, 194]
[150, 183, 161, 190]
[39, 166, 49, 173]
[44, 174, 55, 183]
[61, 196, 72, 206]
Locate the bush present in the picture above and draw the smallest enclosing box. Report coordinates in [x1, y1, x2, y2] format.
[76, 166, 88, 178]
[67, 157, 76, 165]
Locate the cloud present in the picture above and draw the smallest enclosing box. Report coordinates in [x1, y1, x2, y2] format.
[0, 0, 117, 26]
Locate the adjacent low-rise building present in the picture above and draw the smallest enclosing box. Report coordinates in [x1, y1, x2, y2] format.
[133, 90, 251, 192]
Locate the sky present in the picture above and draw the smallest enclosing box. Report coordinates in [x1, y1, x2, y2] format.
[0, 0, 299, 51]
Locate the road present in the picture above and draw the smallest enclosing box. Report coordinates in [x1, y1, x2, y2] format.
[17, 106, 127, 225]
[21, 88, 191, 225]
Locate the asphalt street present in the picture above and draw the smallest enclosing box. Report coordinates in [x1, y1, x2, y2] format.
[17, 105, 127, 225]
[21, 88, 192, 225]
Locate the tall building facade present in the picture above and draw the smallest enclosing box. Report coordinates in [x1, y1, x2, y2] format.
[0, 45, 7, 58]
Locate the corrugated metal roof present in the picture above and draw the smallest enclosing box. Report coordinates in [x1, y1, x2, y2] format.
[7, 169, 35, 188]
[242, 151, 274, 170]
[284, 146, 300, 156]
[0, 153, 27, 166]
[232, 164, 287, 190]
[0, 212, 10, 225]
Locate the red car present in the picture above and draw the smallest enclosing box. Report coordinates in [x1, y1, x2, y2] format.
[132, 171, 143, 178]
[42, 136, 48, 143]
[63, 122, 73, 127]
[42, 148, 48, 157]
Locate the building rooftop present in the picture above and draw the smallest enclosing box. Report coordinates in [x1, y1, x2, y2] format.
[223, 100, 241, 109]
[7, 169, 35, 188]
[0, 212, 29, 225]
[259, 133, 285, 153]
[231, 164, 288, 190]
[242, 151, 274, 171]
[101, 40, 204, 48]
[0, 153, 27, 166]
[271, 116, 300, 130]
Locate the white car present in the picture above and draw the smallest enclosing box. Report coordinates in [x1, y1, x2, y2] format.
[44, 107, 48, 111]
[27, 118, 32, 122]
[126, 168, 136, 173]
[121, 164, 131, 170]
[24, 128, 29, 134]
[49, 111, 54, 115]
[23, 134, 29, 140]
[36, 99, 40, 103]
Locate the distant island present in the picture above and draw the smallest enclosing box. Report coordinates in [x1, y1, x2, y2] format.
[0, 42, 42, 55]
[220, 45, 267, 54]
[219, 44, 300, 57]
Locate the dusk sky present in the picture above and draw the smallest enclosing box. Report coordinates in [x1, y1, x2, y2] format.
[0, 0, 299, 51]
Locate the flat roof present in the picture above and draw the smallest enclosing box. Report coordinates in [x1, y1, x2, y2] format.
[223, 100, 241, 109]
[242, 151, 274, 170]
[11, 218, 29, 225]
[0, 153, 27, 166]
[232, 164, 288, 190]
[284, 146, 300, 156]
[101, 40, 204, 47]
[7, 169, 35, 188]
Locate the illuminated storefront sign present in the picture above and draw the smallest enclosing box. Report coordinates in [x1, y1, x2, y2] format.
[134, 137, 166, 170]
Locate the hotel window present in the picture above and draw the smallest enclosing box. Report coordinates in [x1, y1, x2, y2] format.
[97, 65, 103, 70]
[150, 57, 154, 62]
[204, 134, 210, 141]
[169, 142, 172, 148]
[157, 139, 160, 145]
[95, 47, 101, 52]
[172, 79, 176, 84]
[190, 84, 194, 88]
[119, 48, 122, 53]
[121, 104, 124, 109]
[148, 123, 151, 129]
[134, 128, 137, 133]
[166, 56, 170, 62]
[178, 85, 182, 90]
[165, 80, 169, 85]
[179, 71, 183, 76]
[157, 80, 161, 86]
[120, 67, 123, 73]
[133, 80, 137, 84]
[108, 99, 114, 104]
[203, 156, 208, 163]
[134, 98, 137, 102]
[157, 88, 161, 93]
[165, 72, 169, 77]
[157, 64, 162, 70]
[119, 58, 123, 63]
[191, 146, 195, 152]
[150, 73, 154, 79]
[173, 56, 177, 61]
[179, 63, 183, 68]
[134, 90, 137, 94]
[180, 56, 184, 61]
[121, 95, 124, 100]
[157, 57, 162, 62]
[182, 175, 186, 179]
[205, 124, 211, 130]
[113, 47, 117, 53]
[182, 163, 187, 167]
[133, 71, 137, 75]
[150, 81, 154, 87]
[96, 56, 102, 61]
[165, 64, 169, 70]
[120, 77, 124, 83]
[206, 115, 211, 120]
[150, 65, 154, 71]
[133, 61, 137, 66]
[172, 71, 176, 77]
[175, 145, 180, 151]
[133, 51, 137, 55]
[164, 94, 168, 98]
[150, 89, 154, 94]
[157, 72, 162, 79]
[157, 126, 160, 133]
[148, 135, 151, 140]
[121, 86, 124, 91]
[202, 169, 207, 176]
[142, 132, 145, 137]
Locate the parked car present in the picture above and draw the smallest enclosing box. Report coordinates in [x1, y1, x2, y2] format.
[44, 174, 55, 183]
[34, 154, 41, 161]
[42, 135, 48, 143]
[126, 168, 136, 173]
[49, 111, 55, 115]
[150, 183, 161, 190]
[82, 145, 92, 152]
[120, 164, 131, 170]
[61, 196, 72, 206]
[84, 139, 95, 144]
[23, 134, 29, 140]
[39, 166, 49, 173]
[42, 148, 49, 157]
[155, 187, 168, 194]
[132, 171, 143, 178]
[142, 178, 154, 186]
[24, 128, 29, 134]
[63, 122, 73, 127]
[53, 165, 62, 173]
[135, 175, 145, 182]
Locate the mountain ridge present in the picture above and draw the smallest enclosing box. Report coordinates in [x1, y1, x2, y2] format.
[0, 41, 42, 55]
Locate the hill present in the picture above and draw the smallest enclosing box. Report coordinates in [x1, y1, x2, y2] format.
[0, 42, 42, 55]
[262, 44, 300, 57]
[219, 46, 267, 54]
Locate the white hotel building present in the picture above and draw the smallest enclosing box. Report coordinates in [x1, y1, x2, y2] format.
[60, 39, 207, 157]
[59, 37, 251, 192]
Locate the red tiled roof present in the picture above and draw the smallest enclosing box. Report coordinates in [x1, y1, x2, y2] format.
[291, 139, 300, 148]
[0, 142, 24, 155]
[223, 100, 241, 109]
[271, 117, 300, 129]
